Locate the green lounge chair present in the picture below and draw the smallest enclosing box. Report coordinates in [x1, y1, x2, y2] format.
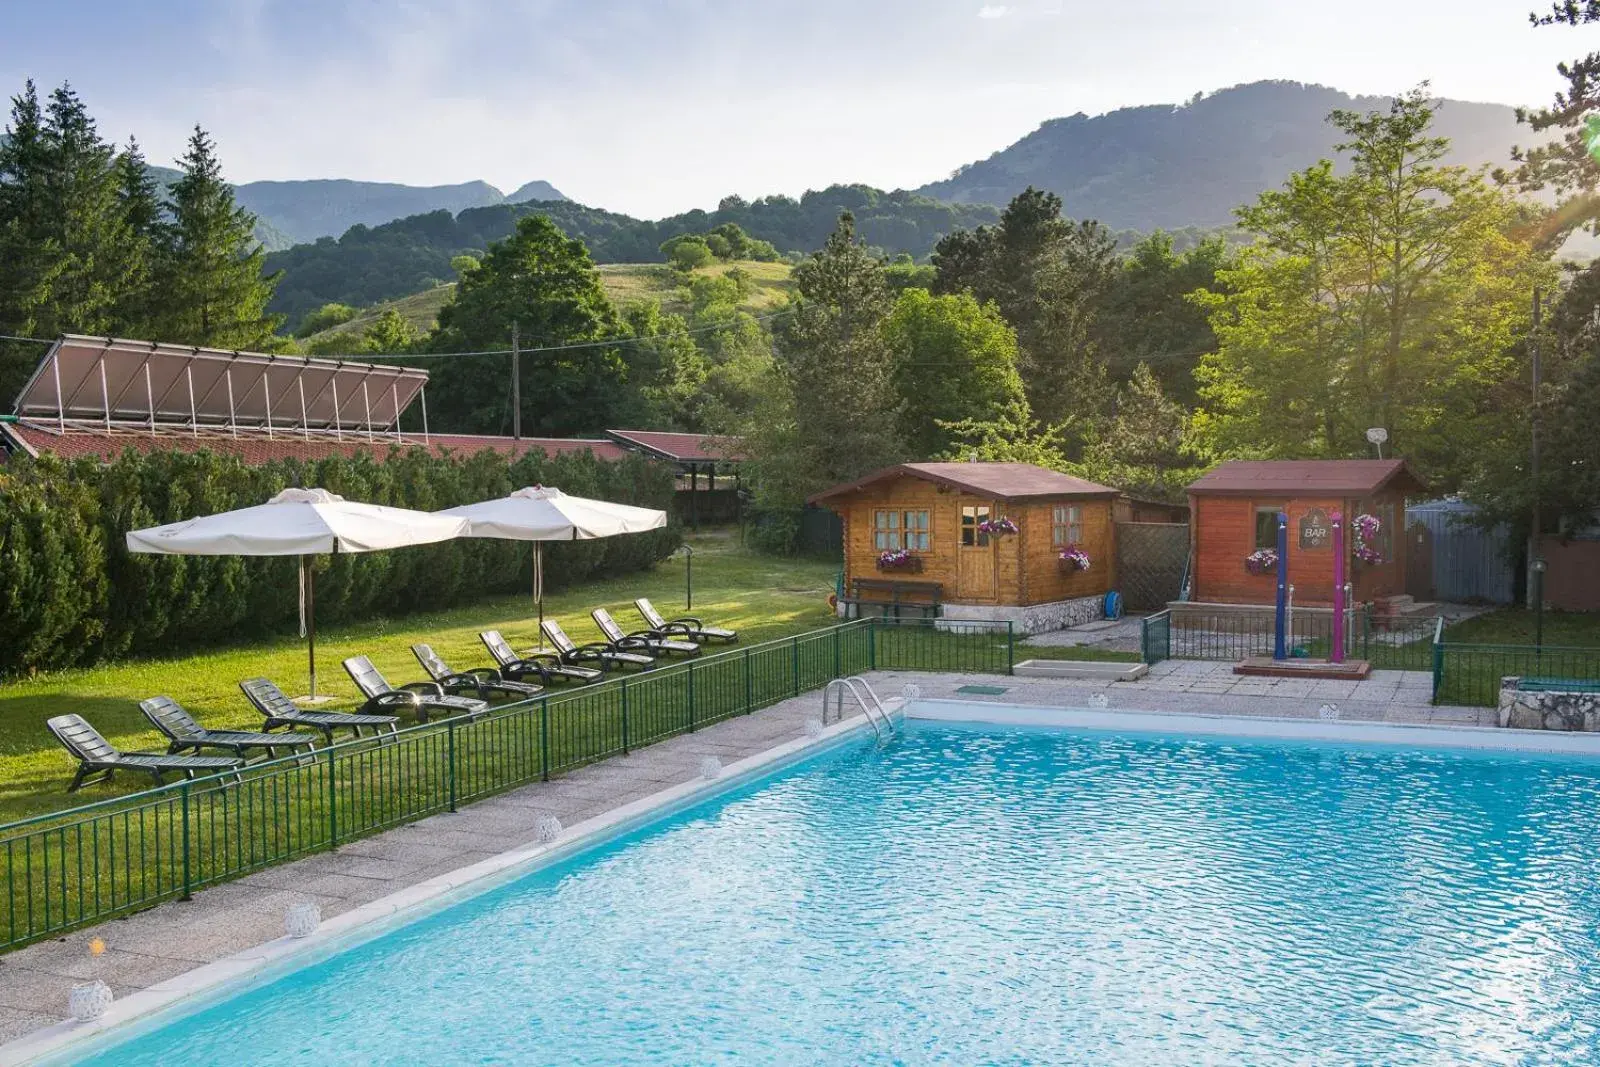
[140, 697, 318, 759]
[542, 618, 654, 672]
[239, 678, 401, 744]
[480, 630, 604, 685]
[412, 645, 544, 702]
[47, 714, 243, 792]
[635, 598, 737, 644]
[341, 656, 490, 724]
[592, 607, 701, 658]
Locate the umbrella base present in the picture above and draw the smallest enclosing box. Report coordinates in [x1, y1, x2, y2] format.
[293, 694, 338, 706]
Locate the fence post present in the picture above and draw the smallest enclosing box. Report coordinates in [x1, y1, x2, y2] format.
[687, 661, 697, 732]
[833, 625, 842, 680]
[743, 648, 753, 713]
[1006, 622, 1016, 675]
[446, 719, 458, 813]
[868, 617, 877, 671]
[1431, 617, 1445, 706]
[326, 749, 338, 850]
[792, 636, 801, 697]
[620, 676, 630, 753]
[180, 782, 193, 902]
[539, 696, 550, 781]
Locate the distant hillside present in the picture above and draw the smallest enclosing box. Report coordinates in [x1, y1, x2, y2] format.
[918, 81, 1525, 230]
[300, 260, 794, 347]
[264, 187, 996, 326]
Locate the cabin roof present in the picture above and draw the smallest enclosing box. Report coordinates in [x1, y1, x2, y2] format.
[1187, 459, 1428, 496]
[809, 462, 1119, 505]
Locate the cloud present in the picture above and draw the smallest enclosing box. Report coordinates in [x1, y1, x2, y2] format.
[977, 4, 1009, 17]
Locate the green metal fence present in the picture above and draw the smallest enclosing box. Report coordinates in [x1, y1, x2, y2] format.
[1142, 606, 1437, 671]
[1432, 641, 1600, 707]
[0, 616, 1008, 952]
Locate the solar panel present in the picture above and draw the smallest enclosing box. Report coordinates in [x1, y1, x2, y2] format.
[12, 335, 430, 432]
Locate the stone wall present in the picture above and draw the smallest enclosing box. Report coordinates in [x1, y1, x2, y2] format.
[939, 595, 1105, 636]
[1497, 676, 1600, 731]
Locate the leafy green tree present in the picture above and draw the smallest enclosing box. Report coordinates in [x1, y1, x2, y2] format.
[1076, 364, 1210, 500]
[360, 307, 417, 353]
[1195, 89, 1553, 487]
[295, 302, 358, 337]
[428, 214, 625, 435]
[156, 126, 281, 347]
[884, 288, 1025, 457]
[1094, 231, 1231, 404]
[450, 254, 480, 278]
[661, 234, 715, 271]
[744, 212, 904, 525]
[936, 396, 1069, 468]
[932, 187, 1118, 431]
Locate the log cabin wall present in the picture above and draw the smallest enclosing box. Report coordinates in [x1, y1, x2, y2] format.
[835, 481, 1115, 607]
[1189, 491, 1409, 606]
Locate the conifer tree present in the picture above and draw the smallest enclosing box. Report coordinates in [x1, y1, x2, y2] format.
[39, 82, 126, 336]
[0, 81, 62, 338]
[157, 125, 279, 347]
[110, 137, 164, 337]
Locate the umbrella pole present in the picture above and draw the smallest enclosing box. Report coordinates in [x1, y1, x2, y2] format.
[305, 555, 317, 698]
[534, 541, 544, 648]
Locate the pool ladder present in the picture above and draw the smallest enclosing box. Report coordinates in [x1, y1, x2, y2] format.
[823, 677, 905, 743]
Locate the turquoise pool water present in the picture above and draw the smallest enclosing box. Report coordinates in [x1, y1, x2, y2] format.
[74, 721, 1600, 1065]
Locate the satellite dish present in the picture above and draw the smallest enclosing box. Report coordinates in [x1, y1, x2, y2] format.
[1365, 427, 1389, 444]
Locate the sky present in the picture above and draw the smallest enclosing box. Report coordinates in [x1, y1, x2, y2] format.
[0, 0, 1583, 218]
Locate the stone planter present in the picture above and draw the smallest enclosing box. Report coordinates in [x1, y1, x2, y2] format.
[1497, 676, 1600, 731]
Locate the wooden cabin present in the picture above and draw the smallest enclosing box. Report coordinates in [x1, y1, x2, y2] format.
[1186, 459, 1428, 608]
[809, 462, 1120, 633]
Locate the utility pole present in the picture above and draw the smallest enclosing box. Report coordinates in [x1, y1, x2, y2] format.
[1529, 287, 1546, 647]
[511, 319, 522, 441]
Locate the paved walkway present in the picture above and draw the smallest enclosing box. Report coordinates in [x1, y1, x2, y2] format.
[0, 666, 1487, 1048]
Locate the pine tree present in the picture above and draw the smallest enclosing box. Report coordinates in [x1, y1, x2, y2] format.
[110, 137, 163, 337]
[157, 126, 280, 347]
[0, 80, 62, 338]
[39, 82, 126, 336]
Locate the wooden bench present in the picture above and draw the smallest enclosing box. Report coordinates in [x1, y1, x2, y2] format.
[839, 577, 943, 620]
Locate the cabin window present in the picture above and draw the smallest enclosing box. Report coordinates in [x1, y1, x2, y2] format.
[1254, 506, 1284, 550]
[874, 509, 929, 551]
[960, 505, 991, 547]
[1052, 504, 1083, 546]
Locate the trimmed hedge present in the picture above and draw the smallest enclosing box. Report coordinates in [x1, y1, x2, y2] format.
[0, 445, 681, 677]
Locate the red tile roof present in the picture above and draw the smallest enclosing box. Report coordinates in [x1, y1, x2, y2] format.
[0, 422, 627, 465]
[1187, 459, 1428, 496]
[606, 429, 746, 462]
[808, 462, 1119, 504]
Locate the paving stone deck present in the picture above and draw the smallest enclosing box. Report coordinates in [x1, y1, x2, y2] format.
[0, 665, 1486, 1047]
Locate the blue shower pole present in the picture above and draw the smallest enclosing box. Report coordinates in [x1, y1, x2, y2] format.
[1274, 511, 1289, 661]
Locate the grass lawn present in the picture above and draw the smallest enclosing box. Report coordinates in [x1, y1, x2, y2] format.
[0, 532, 837, 824]
[1443, 608, 1600, 647]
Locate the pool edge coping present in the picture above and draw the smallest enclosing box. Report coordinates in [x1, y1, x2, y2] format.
[4, 714, 875, 1066]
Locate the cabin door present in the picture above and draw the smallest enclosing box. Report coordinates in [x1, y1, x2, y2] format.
[957, 502, 998, 601]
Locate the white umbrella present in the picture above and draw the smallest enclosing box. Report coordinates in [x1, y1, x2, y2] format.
[127, 488, 469, 698]
[439, 486, 667, 638]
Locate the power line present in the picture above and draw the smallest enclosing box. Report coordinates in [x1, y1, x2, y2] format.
[0, 333, 55, 345]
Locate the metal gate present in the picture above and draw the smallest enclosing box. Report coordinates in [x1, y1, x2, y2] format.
[1116, 522, 1190, 611]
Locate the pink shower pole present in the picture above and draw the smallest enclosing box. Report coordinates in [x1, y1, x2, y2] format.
[1331, 512, 1346, 663]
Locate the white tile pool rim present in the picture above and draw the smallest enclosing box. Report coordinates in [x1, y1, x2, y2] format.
[12, 698, 1600, 1064]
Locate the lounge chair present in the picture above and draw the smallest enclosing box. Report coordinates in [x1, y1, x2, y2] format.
[542, 618, 655, 672]
[480, 630, 604, 685]
[412, 644, 545, 702]
[592, 607, 701, 658]
[47, 714, 244, 792]
[239, 678, 401, 744]
[342, 656, 490, 724]
[635, 598, 737, 644]
[140, 697, 319, 759]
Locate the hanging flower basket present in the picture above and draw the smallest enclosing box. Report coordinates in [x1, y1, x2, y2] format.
[1058, 544, 1091, 572]
[1245, 548, 1279, 576]
[976, 517, 1018, 536]
[1353, 513, 1384, 565]
[877, 549, 923, 573]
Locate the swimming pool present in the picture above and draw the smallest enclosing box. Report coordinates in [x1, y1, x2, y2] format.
[58, 712, 1600, 1065]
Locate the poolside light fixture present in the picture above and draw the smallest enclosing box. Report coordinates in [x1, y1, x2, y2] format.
[1318, 703, 1341, 721]
[69, 979, 112, 1023]
[699, 757, 723, 780]
[536, 814, 563, 843]
[1089, 693, 1109, 709]
[900, 683, 922, 702]
[285, 902, 322, 939]
[803, 719, 825, 738]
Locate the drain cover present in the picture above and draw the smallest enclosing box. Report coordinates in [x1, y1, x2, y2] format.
[955, 684, 1010, 695]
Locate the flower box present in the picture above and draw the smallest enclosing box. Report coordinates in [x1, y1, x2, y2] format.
[876, 550, 923, 573]
[1058, 544, 1091, 572]
[976, 517, 1018, 536]
[1245, 548, 1278, 576]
